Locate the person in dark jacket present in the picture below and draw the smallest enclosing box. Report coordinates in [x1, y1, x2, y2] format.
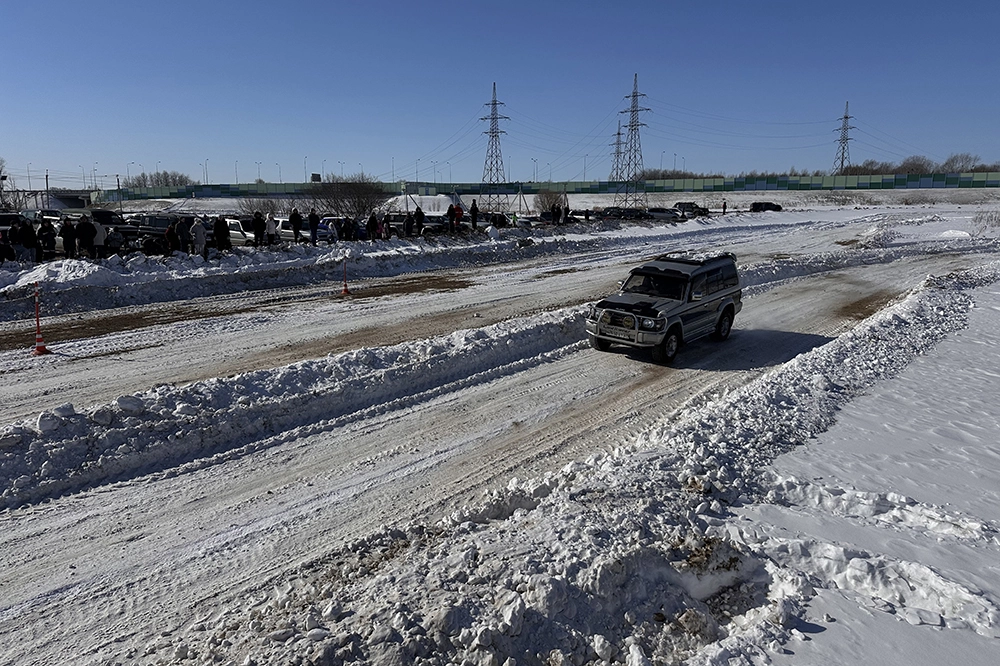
[19, 221, 38, 263]
[105, 227, 124, 256]
[38, 220, 57, 261]
[404, 211, 414, 237]
[446, 204, 456, 233]
[552, 203, 562, 226]
[414, 206, 425, 236]
[366, 212, 378, 241]
[75, 216, 97, 259]
[59, 219, 77, 259]
[289, 207, 304, 243]
[307, 208, 320, 245]
[214, 215, 232, 252]
[252, 211, 265, 247]
[469, 200, 479, 231]
[165, 222, 180, 254]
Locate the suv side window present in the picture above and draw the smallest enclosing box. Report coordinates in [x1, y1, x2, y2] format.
[721, 263, 739, 288]
[705, 268, 723, 295]
[689, 275, 706, 301]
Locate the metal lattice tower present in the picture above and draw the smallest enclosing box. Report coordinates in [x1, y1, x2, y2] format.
[613, 74, 649, 209]
[480, 82, 510, 212]
[833, 101, 855, 175]
[608, 120, 624, 182]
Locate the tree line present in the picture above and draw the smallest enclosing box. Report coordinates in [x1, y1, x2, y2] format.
[636, 153, 1000, 181]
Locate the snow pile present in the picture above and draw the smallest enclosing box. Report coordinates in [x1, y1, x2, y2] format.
[124, 264, 999, 665]
[0, 309, 586, 510]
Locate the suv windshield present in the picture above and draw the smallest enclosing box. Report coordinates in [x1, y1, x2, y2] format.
[621, 272, 687, 300]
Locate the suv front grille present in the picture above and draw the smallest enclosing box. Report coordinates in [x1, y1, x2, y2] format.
[600, 310, 636, 329]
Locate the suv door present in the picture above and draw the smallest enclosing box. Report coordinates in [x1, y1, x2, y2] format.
[683, 269, 727, 339]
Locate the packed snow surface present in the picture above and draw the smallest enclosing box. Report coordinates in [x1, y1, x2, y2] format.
[2, 194, 1000, 665]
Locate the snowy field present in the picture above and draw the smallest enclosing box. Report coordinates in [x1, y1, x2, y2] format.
[2, 191, 1000, 665]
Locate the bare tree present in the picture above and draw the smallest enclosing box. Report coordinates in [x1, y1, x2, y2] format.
[122, 170, 197, 188]
[897, 155, 937, 174]
[236, 197, 281, 217]
[307, 173, 391, 219]
[939, 153, 980, 173]
[0, 157, 30, 212]
[533, 189, 564, 215]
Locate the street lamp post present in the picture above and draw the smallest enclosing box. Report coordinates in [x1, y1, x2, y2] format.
[431, 160, 437, 183]
[276, 163, 282, 183]
[205, 158, 209, 183]
[338, 161, 345, 177]
[138, 164, 144, 186]
[359, 162, 364, 177]
[531, 157, 537, 181]
[235, 160, 239, 184]
[682, 156, 686, 172]
[93, 162, 98, 190]
[584, 155, 588, 181]
[80, 166, 86, 188]
[304, 156, 308, 182]
[127, 161, 134, 180]
[673, 153, 677, 171]
[446, 161, 451, 183]
[27, 163, 32, 191]
[322, 160, 326, 178]
[547, 162, 551, 181]
[660, 151, 665, 170]
[155, 161, 160, 176]
[416, 159, 419, 182]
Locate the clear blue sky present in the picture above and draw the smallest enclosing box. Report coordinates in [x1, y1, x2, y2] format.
[4, 0, 998, 189]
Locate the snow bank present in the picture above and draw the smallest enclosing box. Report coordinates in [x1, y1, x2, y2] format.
[0, 309, 586, 510]
[125, 263, 1000, 666]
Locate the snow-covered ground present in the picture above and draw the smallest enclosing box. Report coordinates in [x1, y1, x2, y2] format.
[2, 193, 1000, 665]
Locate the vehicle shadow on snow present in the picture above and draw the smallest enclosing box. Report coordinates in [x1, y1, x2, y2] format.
[616, 328, 835, 372]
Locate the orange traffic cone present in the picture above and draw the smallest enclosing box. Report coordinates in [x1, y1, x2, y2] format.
[33, 329, 52, 356]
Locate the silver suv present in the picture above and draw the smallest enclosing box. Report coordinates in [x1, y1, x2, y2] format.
[586, 253, 742, 363]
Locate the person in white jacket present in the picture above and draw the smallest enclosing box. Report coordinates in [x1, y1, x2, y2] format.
[190, 217, 207, 257]
[92, 219, 106, 260]
[265, 213, 277, 246]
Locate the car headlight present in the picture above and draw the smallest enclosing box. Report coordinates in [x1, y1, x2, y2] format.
[639, 317, 665, 331]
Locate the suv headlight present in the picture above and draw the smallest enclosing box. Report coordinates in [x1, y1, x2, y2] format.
[639, 317, 665, 331]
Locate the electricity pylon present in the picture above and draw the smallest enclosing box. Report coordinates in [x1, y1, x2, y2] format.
[480, 82, 510, 212]
[833, 101, 855, 175]
[613, 74, 649, 209]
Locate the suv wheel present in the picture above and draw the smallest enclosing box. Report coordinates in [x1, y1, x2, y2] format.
[651, 328, 680, 364]
[714, 309, 733, 341]
[590, 335, 610, 352]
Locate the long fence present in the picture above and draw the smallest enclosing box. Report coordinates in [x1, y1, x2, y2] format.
[97, 172, 1000, 202]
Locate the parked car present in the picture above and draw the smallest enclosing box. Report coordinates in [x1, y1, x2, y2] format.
[225, 219, 254, 246]
[277, 217, 336, 243]
[585, 253, 743, 364]
[648, 207, 684, 222]
[750, 201, 783, 213]
[482, 212, 511, 228]
[674, 202, 710, 218]
[599, 207, 653, 221]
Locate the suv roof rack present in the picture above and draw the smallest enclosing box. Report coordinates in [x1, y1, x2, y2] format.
[652, 252, 737, 265]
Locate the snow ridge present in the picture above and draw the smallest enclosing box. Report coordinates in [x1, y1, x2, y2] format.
[0, 310, 585, 510]
[146, 264, 999, 665]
